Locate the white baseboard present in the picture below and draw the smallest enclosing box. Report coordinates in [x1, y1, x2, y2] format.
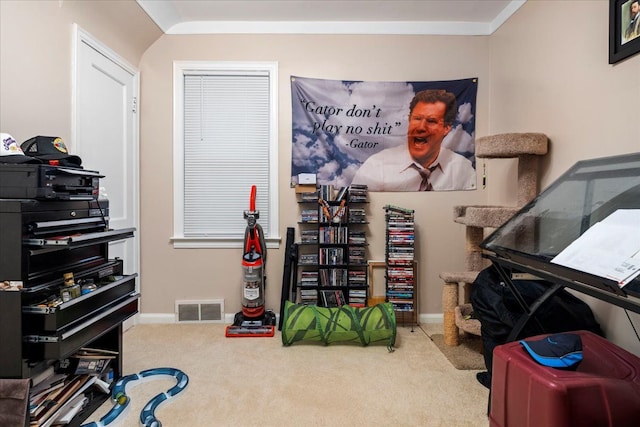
[138, 313, 175, 324]
[420, 313, 444, 324]
[138, 312, 444, 324]
[138, 309, 236, 324]
[138, 312, 242, 324]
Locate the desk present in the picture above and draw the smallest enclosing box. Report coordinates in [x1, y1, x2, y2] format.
[480, 152, 640, 342]
[484, 252, 640, 342]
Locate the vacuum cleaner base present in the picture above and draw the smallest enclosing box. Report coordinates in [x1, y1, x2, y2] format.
[225, 311, 276, 337]
[225, 324, 275, 337]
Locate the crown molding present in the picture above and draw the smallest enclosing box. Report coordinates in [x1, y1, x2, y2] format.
[138, 1, 526, 36]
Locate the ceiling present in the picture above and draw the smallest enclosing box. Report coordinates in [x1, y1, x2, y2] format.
[136, 0, 527, 35]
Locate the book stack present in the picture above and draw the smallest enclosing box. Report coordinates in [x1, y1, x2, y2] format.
[28, 347, 116, 426]
[384, 205, 416, 320]
[299, 271, 319, 304]
[348, 184, 368, 202]
[300, 191, 318, 202]
[348, 207, 367, 223]
[319, 247, 344, 265]
[318, 184, 334, 201]
[348, 230, 366, 245]
[386, 266, 415, 311]
[319, 225, 348, 244]
[301, 229, 318, 243]
[299, 288, 318, 304]
[348, 270, 366, 286]
[348, 288, 367, 307]
[299, 253, 318, 265]
[334, 186, 349, 202]
[319, 268, 347, 287]
[320, 289, 346, 307]
[300, 271, 319, 287]
[301, 208, 318, 223]
[348, 246, 366, 265]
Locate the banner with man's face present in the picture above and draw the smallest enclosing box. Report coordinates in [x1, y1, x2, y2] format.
[291, 76, 478, 192]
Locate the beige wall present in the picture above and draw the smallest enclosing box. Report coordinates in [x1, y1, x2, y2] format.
[139, 34, 490, 317]
[488, 0, 640, 353]
[2, 0, 639, 353]
[490, 0, 639, 185]
[0, 0, 161, 145]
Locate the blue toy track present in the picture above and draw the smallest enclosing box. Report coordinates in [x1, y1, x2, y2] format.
[82, 367, 189, 427]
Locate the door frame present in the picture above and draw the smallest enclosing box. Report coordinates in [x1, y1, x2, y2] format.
[71, 25, 141, 324]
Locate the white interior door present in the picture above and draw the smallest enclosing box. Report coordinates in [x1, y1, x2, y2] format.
[73, 26, 140, 326]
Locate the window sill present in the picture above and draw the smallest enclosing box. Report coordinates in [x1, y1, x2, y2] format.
[171, 236, 281, 249]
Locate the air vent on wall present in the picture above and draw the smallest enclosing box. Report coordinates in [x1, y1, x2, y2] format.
[175, 299, 224, 323]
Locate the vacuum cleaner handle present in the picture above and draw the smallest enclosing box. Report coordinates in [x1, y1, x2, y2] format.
[250, 185, 256, 211]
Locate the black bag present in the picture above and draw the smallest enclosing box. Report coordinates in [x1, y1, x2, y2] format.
[470, 265, 603, 378]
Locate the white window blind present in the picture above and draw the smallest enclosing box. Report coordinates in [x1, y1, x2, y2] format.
[173, 62, 278, 248]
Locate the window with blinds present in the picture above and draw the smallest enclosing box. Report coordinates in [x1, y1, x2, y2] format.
[172, 61, 279, 248]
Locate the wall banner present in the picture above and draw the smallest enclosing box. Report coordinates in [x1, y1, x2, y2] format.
[291, 76, 478, 192]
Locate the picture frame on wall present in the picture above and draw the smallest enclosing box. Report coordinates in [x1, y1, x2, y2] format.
[609, 0, 640, 63]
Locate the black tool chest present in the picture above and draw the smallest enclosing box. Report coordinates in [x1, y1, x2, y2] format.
[0, 193, 138, 425]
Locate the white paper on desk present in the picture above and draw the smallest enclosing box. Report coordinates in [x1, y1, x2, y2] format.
[551, 209, 640, 287]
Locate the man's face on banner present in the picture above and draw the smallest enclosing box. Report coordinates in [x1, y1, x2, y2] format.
[407, 101, 452, 167]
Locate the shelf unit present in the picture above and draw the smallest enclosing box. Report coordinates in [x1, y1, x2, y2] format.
[295, 184, 369, 307]
[384, 205, 417, 326]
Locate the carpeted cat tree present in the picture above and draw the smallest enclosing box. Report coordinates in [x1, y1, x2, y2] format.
[439, 133, 548, 346]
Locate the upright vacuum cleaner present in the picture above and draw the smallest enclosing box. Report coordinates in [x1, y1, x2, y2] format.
[225, 185, 276, 337]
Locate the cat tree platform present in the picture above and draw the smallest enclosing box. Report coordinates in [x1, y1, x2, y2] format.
[476, 132, 548, 158]
[477, 132, 548, 206]
[455, 303, 481, 337]
[453, 205, 520, 229]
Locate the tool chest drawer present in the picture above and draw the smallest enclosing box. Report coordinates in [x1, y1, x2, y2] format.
[23, 273, 137, 333]
[23, 293, 139, 360]
[0, 198, 135, 289]
[19, 228, 135, 287]
[0, 199, 109, 236]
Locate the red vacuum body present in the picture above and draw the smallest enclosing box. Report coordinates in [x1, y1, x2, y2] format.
[226, 185, 276, 337]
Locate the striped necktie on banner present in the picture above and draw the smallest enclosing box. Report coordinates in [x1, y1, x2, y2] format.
[414, 164, 434, 191]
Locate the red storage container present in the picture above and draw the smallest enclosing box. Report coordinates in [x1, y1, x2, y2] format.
[490, 330, 640, 427]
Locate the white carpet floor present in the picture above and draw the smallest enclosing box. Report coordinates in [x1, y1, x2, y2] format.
[84, 322, 489, 426]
